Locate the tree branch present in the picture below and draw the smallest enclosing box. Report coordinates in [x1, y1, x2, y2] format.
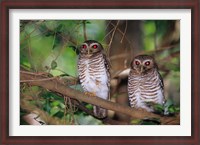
[20, 71, 180, 125]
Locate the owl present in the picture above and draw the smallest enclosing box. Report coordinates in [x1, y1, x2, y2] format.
[128, 55, 165, 112]
[77, 40, 110, 118]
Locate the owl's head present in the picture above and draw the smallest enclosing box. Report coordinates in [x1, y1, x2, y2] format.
[79, 40, 103, 56]
[131, 55, 157, 74]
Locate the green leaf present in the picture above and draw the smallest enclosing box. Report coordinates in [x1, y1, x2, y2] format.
[45, 31, 54, 37]
[85, 104, 93, 110]
[51, 100, 60, 107]
[130, 119, 141, 125]
[59, 102, 65, 109]
[168, 105, 175, 114]
[51, 60, 57, 69]
[86, 21, 91, 24]
[75, 113, 102, 125]
[153, 104, 164, 114]
[68, 46, 79, 55]
[56, 24, 63, 32]
[175, 107, 180, 112]
[59, 73, 70, 77]
[50, 106, 60, 116]
[44, 99, 51, 113]
[39, 24, 48, 33]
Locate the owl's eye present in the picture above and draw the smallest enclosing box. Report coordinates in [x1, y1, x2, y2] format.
[135, 61, 140, 65]
[82, 44, 87, 49]
[145, 61, 150, 66]
[92, 45, 98, 49]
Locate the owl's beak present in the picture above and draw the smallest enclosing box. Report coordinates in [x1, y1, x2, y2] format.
[140, 66, 144, 73]
[87, 49, 90, 55]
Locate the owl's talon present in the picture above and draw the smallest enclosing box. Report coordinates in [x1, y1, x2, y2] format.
[84, 92, 96, 97]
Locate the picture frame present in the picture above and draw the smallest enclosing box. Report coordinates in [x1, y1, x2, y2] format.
[1, 0, 199, 144]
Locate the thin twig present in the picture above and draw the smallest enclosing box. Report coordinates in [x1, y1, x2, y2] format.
[110, 22, 135, 52]
[110, 53, 129, 61]
[83, 20, 87, 41]
[107, 21, 120, 57]
[104, 20, 112, 31]
[51, 32, 57, 50]
[20, 70, 49, 76]
[120, 20, 128, 43]
[140, 43, 179, 55]
[20, 77, 57, 83]
[102, 27, 115, 41]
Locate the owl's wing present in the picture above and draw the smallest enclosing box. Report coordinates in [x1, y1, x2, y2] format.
[158, 71, 164, 90]
[103, 53, 111, 101]
[155, 63, 164, 89]
[103, 54, 111, 88]
[158, 71, 166, 104]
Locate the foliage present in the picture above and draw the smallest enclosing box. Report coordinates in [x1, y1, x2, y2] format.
[130, 102, 180, 125]
[20, 20, 180, 125]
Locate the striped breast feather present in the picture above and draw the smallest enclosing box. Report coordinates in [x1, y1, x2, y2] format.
[128, 72, 141, 107]
[128, 68, 164, 109]
[140, 69, 165, 104]
[78, 53, 110, 90]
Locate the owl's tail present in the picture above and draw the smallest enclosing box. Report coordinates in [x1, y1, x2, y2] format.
[93, 106, 107, 118]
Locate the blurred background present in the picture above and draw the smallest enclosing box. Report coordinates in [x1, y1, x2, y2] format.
[20, 20, 180, 125]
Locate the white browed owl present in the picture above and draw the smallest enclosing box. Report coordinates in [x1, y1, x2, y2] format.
[128, 55, 165, 112]
[78, 40, 110, 118]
